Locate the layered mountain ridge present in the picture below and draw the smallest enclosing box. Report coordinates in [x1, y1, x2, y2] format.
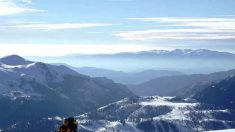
[27, 49, 235, 73]
[129, 69, 235, 96]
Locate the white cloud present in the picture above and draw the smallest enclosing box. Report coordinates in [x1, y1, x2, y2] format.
[118, 17, 235, 40]
[8, 23, 113, 30]
[20, 0, 32, 4]
[131, 17, 235, 30]
[129, 17, 235, 22]
[0, 0, 43, 16]
[116, 29, 235, 40]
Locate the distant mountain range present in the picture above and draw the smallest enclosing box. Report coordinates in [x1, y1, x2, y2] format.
[67, 49, 235, 58]
[69, 67, 182, 84]
[0, 55, 133, 129]
[27, 49, 235, 74]
[128, 69, 235, 96]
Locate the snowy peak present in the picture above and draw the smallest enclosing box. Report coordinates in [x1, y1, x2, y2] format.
[143, 49, 235, 57]
[0, 55, 32, 66]
[0, 55, 82, 98]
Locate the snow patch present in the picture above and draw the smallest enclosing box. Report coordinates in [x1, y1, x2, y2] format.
[205, 129, 235, 132]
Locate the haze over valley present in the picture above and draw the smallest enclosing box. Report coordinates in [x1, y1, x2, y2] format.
[27, 49, 235, 74]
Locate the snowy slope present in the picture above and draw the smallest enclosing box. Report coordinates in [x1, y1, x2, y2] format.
[0, 55, 79, 99]
[76, 96, 235, 132]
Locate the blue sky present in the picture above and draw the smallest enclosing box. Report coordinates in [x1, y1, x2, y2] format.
[0, 0, 235, 56]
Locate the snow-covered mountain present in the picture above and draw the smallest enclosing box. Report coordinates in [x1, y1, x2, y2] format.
[0, 55, 134, 130]
[0, 55, 79, 98]
[75, 96, 235, 132]
[146, 49, 235, 58]
[73, 73, 235, 132]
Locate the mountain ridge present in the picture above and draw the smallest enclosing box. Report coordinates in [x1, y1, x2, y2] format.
[129, 69, 235, 96]
[72, 66, 183, 84]
[193, 75, 235, 110]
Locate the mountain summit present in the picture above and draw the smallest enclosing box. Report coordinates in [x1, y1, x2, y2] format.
[0, 55, 32, 65]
